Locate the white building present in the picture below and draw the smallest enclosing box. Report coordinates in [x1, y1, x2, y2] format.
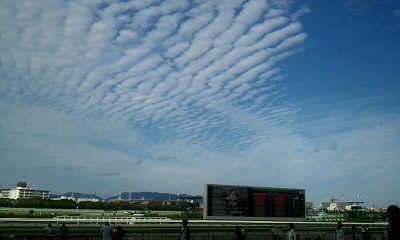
[0, 182, 49, 200]
[76, 198, 99, 203]
[322, 197, 364, 212]
[0, 189, 10, 198]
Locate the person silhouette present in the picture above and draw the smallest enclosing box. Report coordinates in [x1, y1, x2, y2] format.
[59, 223, 68, 234]
[387, 205, 400, 240]
[236, 226, 243, 240]
[45, 223, 55, 235]
[277, 226, 282, 240]
[351, 225, 357, 240]
[59, 223, 68, 240]
[179, 219, 190, 240]
[100, 222, 113, 240]
[272, 226, 282, 240]
[287, 223, 297, 240]
[235, 226, 246, 240]
[45, 223, 55, 240]
[335, 222, 344, 240]
[360, 225, 369, 240]
[115, 226, 125, 240]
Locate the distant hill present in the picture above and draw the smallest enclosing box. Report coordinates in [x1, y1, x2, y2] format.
[50, 191, 203, 203]
[107, 192, 203, 203]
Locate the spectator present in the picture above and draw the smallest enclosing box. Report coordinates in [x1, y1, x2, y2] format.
[44, 223, 55, 240]
[351, 225, 357, 240]
[59, 223, 68, 235]
[179, 219, 190, 240]
[387, 205, 400, 240]
[59, 223, 68, 240]
[45, 223, 55, 236]
[236, 226, 245, 240]
[100, 222, 113, 240]
[287, 223, 297, 240]
[335, 222, 344, 240]
[360, 225, 369, 240]
[272, 226, 278, 240]
[277, 226, 283, 240]
[236, 226, 243, 240]
[115, 226, 125, 240]
[272, 226, 282, 240]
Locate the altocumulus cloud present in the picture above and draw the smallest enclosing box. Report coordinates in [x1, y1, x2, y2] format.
[1, 0, 398, 205]
[0, 0, 308, 195]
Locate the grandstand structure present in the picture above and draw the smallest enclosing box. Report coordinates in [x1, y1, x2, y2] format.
[0, 182, 49, 200]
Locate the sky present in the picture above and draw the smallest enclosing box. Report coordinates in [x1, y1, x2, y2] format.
[0, 0, 399, 207]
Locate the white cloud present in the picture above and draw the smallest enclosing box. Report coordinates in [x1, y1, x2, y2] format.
[3, 0, 397, 205]
[291, 5, 310, 21]
[213, 0, 268, 47]
[235, 16, 289, 47]
[116, 29, 139, 44]
[163, 41, 190, 58]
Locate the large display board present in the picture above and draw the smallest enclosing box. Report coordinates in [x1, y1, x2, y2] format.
[203, 184, 305, 220]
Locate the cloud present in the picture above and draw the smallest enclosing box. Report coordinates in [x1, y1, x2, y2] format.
[164, 41, 190, 58]
[1, 0, 397, 205]
[291, 5, 310, 21]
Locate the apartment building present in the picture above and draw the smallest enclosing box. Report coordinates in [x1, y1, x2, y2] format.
[0, 182, 49, 200]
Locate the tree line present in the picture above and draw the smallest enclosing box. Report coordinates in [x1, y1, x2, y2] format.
[0, 197, 199, 211]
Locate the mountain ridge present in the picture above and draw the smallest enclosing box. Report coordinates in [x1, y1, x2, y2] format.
[51, 191, 203, 202]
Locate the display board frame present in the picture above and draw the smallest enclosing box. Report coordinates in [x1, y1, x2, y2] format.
[203, 184, 305, 221]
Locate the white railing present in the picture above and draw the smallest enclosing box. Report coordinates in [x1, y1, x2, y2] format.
[53, 216, 172, 224]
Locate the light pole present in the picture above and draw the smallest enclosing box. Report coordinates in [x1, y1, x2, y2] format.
[357, 194, 362, 222]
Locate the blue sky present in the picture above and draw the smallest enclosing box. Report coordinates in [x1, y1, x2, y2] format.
[0, 0, 399, 207]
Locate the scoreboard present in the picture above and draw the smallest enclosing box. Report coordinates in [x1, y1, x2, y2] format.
[203, 184, 305, 220]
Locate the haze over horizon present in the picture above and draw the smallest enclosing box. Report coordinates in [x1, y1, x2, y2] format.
[0, 0, 399, 207]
